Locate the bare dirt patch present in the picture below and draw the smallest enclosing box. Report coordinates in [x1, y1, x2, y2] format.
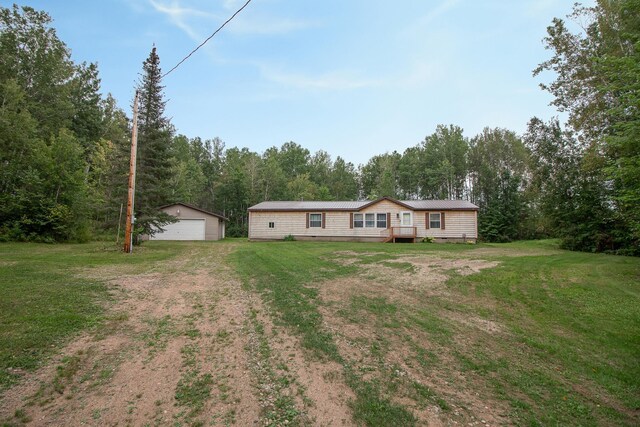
[0, 245, 262, 426]
[1, 243, 363, 427]
[316, 251, 510, 425]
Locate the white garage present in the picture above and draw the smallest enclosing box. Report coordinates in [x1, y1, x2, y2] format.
[148, 203, 227, 241]
[151, 218, 205, 241]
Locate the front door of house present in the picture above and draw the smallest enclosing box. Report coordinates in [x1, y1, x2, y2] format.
[401, 211, 413, 226]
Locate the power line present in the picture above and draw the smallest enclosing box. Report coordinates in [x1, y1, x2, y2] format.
[161, 0, 253, 79]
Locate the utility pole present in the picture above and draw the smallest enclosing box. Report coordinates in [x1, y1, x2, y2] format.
[124, 91, 139, 253]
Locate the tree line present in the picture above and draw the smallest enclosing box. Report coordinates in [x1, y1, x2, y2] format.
[1, 2, 638, 254]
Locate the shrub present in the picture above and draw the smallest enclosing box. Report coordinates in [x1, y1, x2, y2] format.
[283, 234, 296, 241]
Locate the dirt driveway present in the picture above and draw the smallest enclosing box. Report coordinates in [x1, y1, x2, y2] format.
[0, 243, 351, 426]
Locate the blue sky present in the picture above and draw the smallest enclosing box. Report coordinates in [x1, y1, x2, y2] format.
[14, 0, 591, 165]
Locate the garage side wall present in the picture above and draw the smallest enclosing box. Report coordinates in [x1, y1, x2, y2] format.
[161, 205, 220, 241]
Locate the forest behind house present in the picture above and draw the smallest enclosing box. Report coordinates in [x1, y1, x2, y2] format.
[0, 1, 638, 254]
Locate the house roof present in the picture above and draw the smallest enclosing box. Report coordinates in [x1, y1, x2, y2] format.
[248, 197, 478, 212]
[158, 203, 228, 221]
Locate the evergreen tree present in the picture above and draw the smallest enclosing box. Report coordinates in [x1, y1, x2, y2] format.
[133, 46, 175, 238]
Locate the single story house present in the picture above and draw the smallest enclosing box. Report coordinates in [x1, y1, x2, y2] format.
[150, 203, 227, 241]
[247, 197, 478, 243]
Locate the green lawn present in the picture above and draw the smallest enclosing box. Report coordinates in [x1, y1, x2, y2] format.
[1, 239, 638, 426]
[0, 241, 184, 390]
[232, 240, 640, 426]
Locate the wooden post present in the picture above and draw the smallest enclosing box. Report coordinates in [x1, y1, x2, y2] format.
[123, 91, 139, 253]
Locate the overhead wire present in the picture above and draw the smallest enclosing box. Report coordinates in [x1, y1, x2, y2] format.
[161, 0, 253, 79]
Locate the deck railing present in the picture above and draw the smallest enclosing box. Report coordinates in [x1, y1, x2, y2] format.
[391, 226, 417, 237]
[382, 226, 417, 242]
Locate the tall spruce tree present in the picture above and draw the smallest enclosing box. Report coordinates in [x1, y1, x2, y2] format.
[133, 46, 175, 237]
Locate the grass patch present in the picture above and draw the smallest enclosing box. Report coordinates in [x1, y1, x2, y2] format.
[174, 370, 213, 416]
[52, 354, 83, 394]
[232, 242, 426, 425]
[140, 315, 179, 353]
[345, 368, 417, 427]
[0, 241, 183, 391]
[232, 243, 356, 361]
[232, 240, 640, 426]
[246, 309, 307, 426]
[448, 249, 640, 425]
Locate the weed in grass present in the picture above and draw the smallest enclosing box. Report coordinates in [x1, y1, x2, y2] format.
[52, 354, 82, 394]
[413, 346, 439, 370]
[180, 344, 199, 368]
[345, 366, 417, 427]
[13, 409, 31, 423]
[215, 329, 231, 342]
[410, 381, 450, 411]
[222, 408, 236, 426]
[218, 379, 231, 402]
[141, 315, 178, 353]
[174, 370, 213, 417]
[184, 328, 201, 339]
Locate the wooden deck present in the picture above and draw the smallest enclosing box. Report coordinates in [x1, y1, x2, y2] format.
[383, 226, 417, 243]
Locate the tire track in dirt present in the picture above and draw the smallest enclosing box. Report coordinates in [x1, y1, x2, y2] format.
[0, 244, 261, 426]
[1, 243, 359, 426]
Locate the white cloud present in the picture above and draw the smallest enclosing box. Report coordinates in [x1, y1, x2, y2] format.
[148, 0, 215, 41]
[148, 0, 316, 39]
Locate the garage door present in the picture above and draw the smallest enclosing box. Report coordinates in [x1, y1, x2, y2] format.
[151, 219, 205, 241]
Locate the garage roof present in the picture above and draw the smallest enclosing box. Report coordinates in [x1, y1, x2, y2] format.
[158, 203, 228, 220]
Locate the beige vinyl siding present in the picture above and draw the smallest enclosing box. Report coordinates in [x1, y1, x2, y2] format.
[415, 210, 477, 240]
[160, 205, 221, 241]
[249, 199, 404, 240]
[248, 199, 477, 241]
[250, 211, 376, 239]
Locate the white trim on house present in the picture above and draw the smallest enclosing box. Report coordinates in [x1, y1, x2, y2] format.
[429, 212, 441, 229]
[400, 211, 413, 227]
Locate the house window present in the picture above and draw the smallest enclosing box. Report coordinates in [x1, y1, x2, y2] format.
[401, 211, 413, 226]
[429, 212, 441, 229]
[376, 213, 387, 228]
[268, 222, 275, 229]
[309, 213, 322, 228]
[353, 213, 364, 228]
[365, 213, 375, 227]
